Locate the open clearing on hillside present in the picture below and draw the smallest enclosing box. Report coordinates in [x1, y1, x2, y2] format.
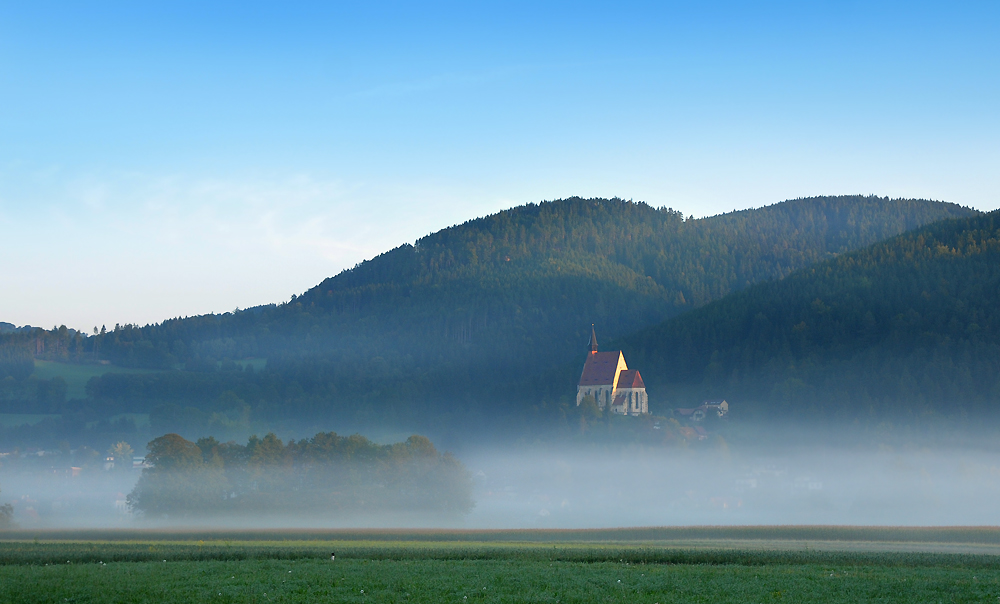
[32, 360, 162, 400]
[1, 528, 999, 603]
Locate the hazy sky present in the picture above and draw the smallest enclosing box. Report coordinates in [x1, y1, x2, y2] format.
[2, 1, 998, 331]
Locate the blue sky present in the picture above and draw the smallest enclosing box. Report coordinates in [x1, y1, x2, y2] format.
[1, 1, 998, 330]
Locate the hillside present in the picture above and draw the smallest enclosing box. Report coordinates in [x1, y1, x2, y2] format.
[92, 195, 971, 369]
[0, 195, 976, 439]
[620, 210, 1000, 421]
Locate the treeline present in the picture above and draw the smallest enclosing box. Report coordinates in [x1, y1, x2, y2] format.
[621, 210, 1000, 421]
[127, 432, 474, 518]
[0, 326, 85, 415]
[0, 326, 90, 373]
[0, 342, 33, 381]
[0, 377, 67, 414]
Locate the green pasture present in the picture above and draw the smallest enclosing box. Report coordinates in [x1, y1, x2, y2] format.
[2, 555, 998, 604]
[33, 360, 162, 400]
[0, 529, 999, 603]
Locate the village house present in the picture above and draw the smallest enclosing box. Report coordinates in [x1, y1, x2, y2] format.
[673, 400, 729, 422]
[576, 326, 648, 415]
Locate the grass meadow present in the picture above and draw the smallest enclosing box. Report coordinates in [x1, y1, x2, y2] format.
[32, 360, 161, 400]
[1, 528, 999, 603]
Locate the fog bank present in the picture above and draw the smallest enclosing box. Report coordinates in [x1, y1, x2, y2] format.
[3, 437, 1000, 529]
[464, 443, 1000, 528]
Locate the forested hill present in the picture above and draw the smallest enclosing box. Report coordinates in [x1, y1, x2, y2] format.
[91, 195, 971, 373]
[619, 210, 1000, 421]
[0, 195, 976, 439]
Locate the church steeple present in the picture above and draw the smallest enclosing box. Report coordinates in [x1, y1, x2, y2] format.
[588, 324, 598, 353]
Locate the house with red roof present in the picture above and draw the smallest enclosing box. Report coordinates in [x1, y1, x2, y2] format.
[576, 326, 648, 416]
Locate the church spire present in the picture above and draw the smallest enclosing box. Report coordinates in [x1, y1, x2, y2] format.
[588, 324, 598, 353]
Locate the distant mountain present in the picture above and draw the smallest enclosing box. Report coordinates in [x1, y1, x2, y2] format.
[620, 210, 1000, 421]
[2, 195, 977, 435]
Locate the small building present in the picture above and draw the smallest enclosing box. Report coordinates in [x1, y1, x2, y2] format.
[674, 400, 729, 422]
[576, 326, 648, 415]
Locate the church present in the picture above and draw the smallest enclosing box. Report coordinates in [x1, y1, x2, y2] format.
[576, 326, 648, 416]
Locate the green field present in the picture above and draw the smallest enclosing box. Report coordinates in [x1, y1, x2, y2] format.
[0, 528, 999, 603]
[32, 360, 162, 400]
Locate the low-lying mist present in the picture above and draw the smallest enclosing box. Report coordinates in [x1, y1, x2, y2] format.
[3, 426, 1000, 529]
[464, 441, 1000, 528]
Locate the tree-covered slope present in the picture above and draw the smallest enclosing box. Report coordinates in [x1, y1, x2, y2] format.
[94, 195, 973, 371]
[0, 195, 976, 436]
[620, 210, 1000, 421]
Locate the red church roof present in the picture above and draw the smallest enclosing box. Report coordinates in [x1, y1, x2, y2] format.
[578, 351, 624, 386]
[616, 370, 645, 389]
